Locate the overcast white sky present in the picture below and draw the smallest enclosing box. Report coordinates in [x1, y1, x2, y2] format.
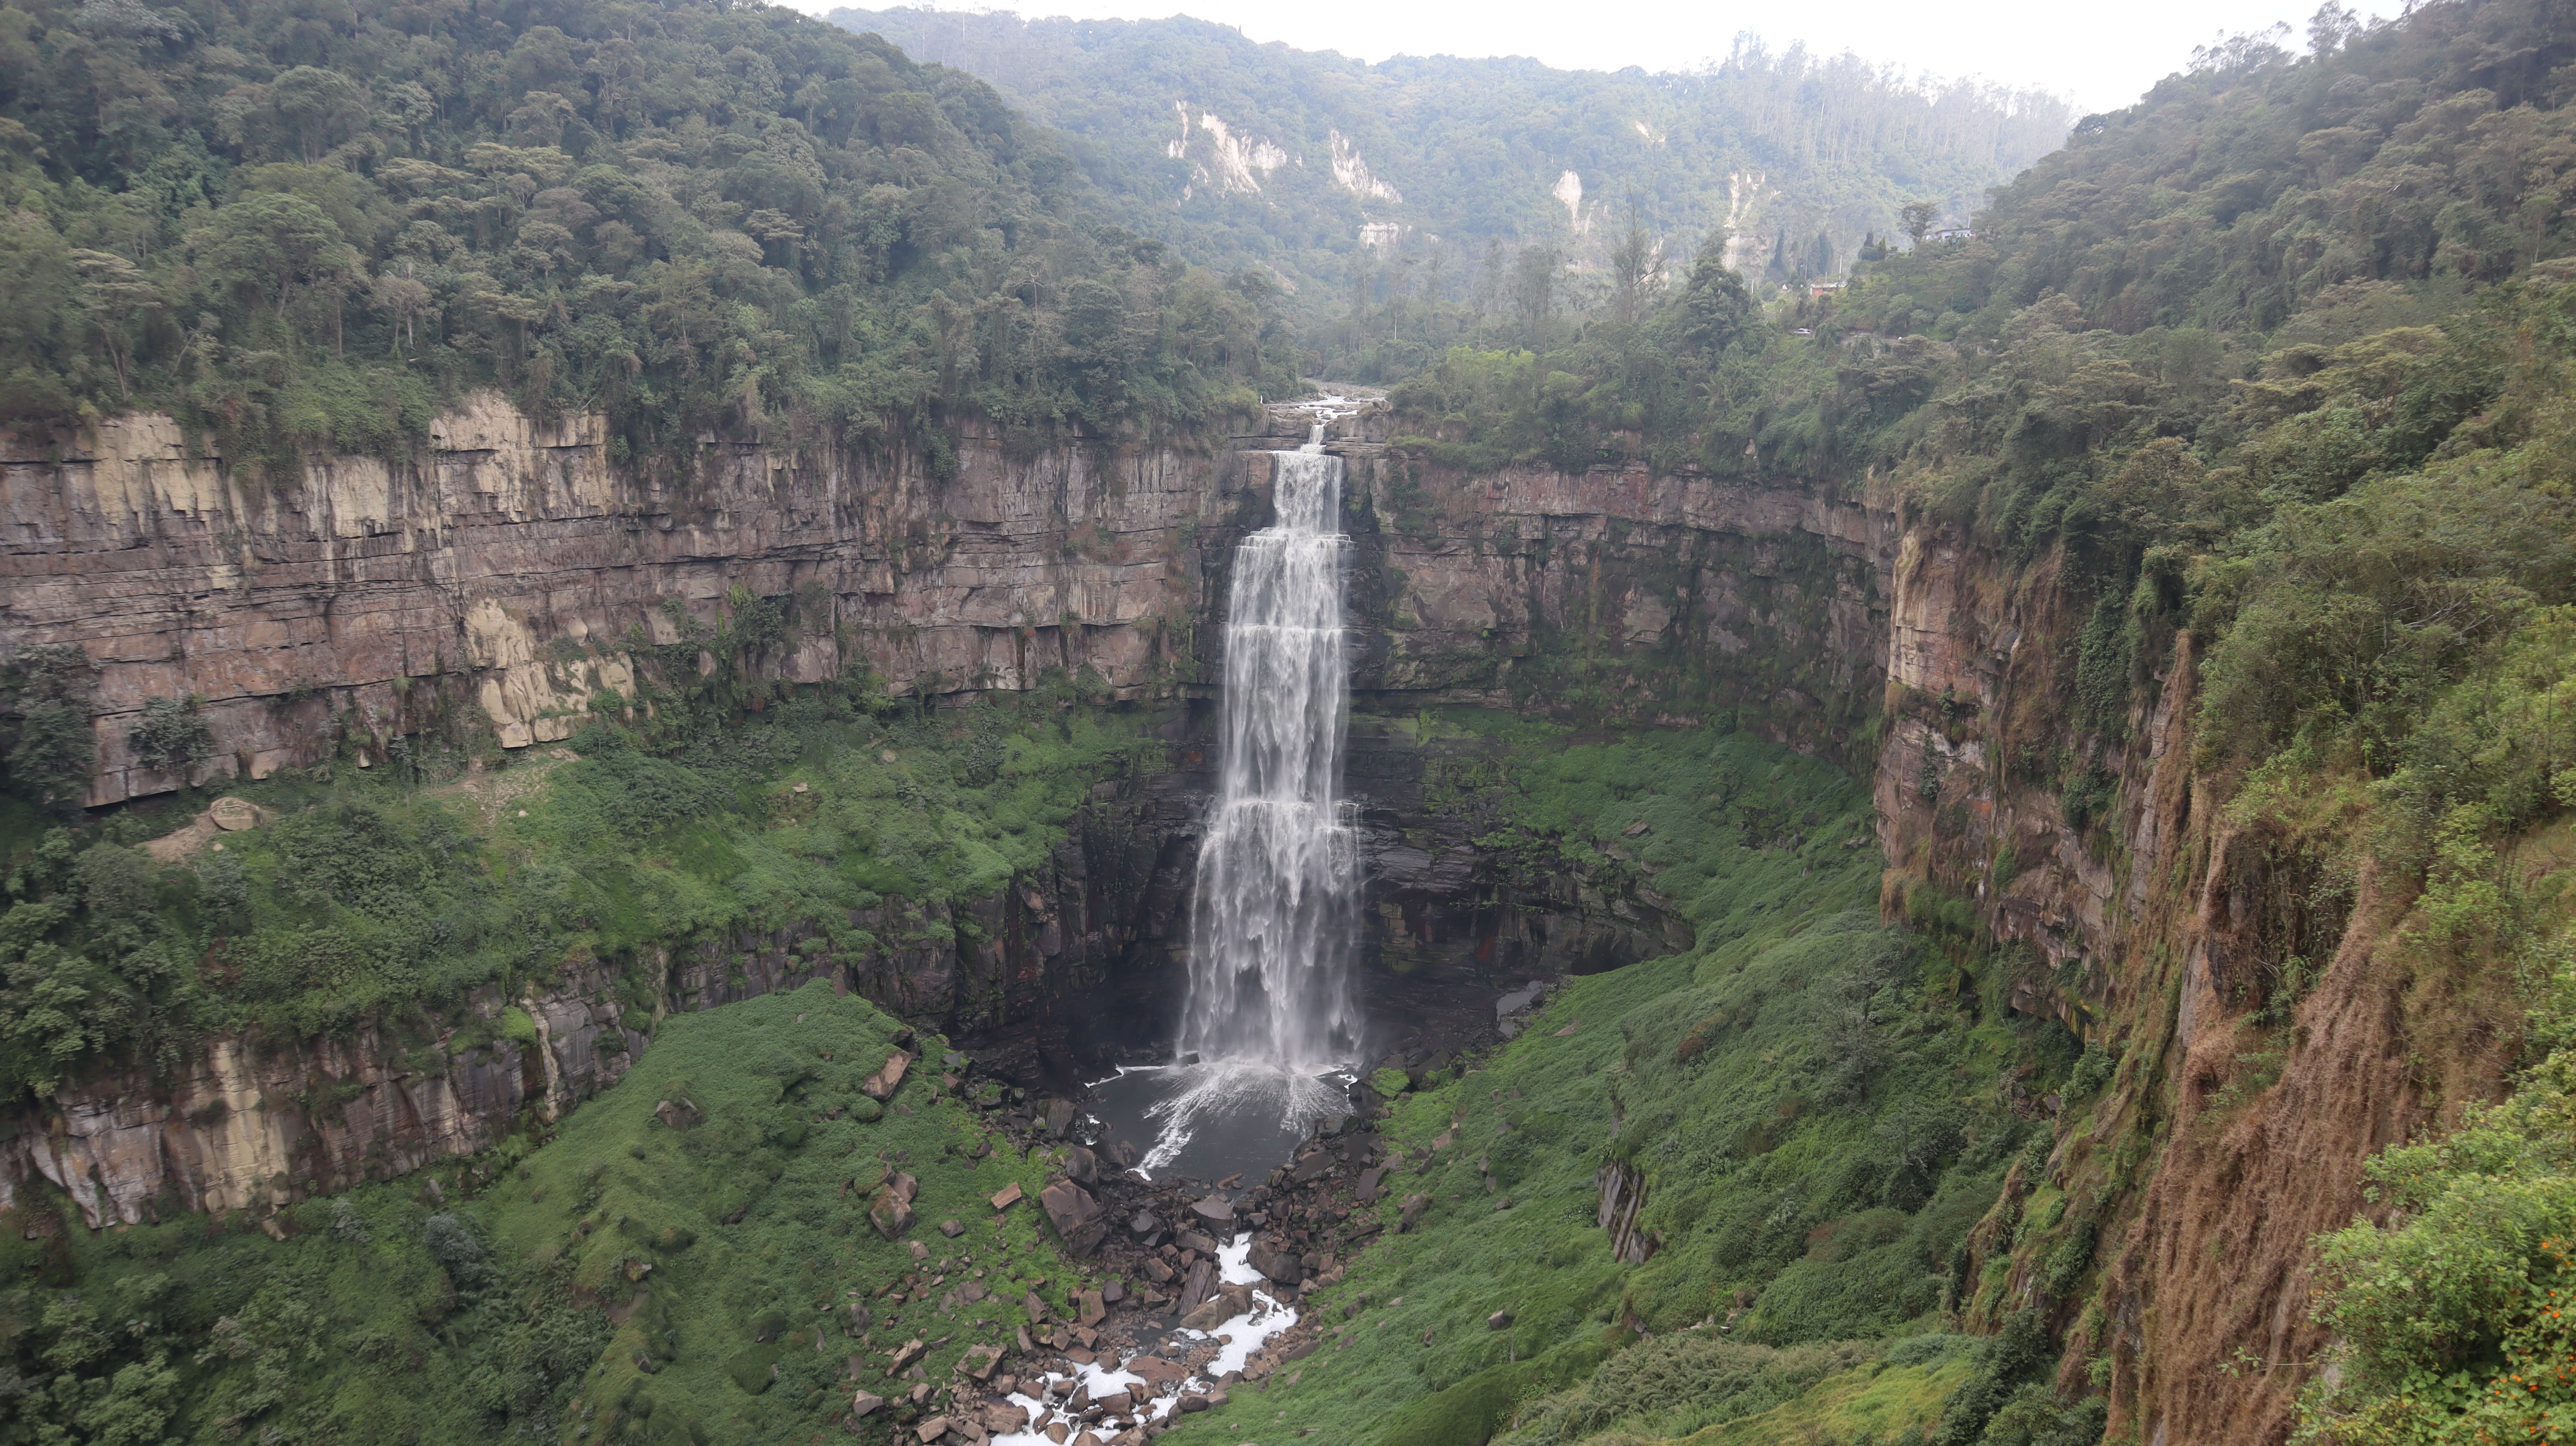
[793, 0, 2410, 116]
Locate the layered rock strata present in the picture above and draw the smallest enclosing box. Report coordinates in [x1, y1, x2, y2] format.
[0, 397, 1250, 806]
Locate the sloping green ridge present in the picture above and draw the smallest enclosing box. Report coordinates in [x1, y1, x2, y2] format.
[0, 981, 1083, 1444]
[1164, 721, 2087, 1446]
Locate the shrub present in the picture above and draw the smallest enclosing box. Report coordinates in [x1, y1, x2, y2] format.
[128, 695, 212, 774]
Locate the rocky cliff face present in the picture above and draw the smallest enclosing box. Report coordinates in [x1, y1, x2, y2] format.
[0, 395, 1248, 806]
[4, 396, 1889, 1230]
[1333, 419, 1893, 754]
[1871, 524, 2518, 1446]
[3, 397, 2424, 1446]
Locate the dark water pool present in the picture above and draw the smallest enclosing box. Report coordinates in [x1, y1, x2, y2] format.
[1084, 1060, 1360, 1186]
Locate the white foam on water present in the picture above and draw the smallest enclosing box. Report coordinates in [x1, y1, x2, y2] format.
[1132, 1059, 1345, 1176]
[983, 1233, 1297, 1445]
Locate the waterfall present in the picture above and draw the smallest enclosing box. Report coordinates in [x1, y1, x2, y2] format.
[1113, 422, 1357, 1176]
[1181, 424, 1360, 1069]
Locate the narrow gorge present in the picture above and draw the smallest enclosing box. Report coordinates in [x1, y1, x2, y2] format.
[3, 375, 2454, 1446]
[6, 2, 2574, 1443]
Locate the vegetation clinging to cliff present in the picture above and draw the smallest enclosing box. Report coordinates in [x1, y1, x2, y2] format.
[0, 0, 1295, 474]
[0, 673, 1153, 1104]
[0, 981, 1076, 1445]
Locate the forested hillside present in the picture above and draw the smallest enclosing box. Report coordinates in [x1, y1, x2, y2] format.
[831, 7, 2071, 377]
[0, 0, 1293, 476]
[1385, 1, 2576, 1440]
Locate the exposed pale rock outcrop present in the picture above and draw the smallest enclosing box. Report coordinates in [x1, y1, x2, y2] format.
[0, 393, 1245, 805]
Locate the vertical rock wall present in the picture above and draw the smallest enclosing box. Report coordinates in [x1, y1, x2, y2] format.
[0, 395, 1247, 806]
[1869, 523, 2520, 1446]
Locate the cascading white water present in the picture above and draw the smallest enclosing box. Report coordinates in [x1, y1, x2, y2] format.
[1113, 422, 1358, 1176]
[1179, 424, 1360, 1068]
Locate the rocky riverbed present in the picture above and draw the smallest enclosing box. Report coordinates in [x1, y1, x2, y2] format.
[849, 1054, 1419, 1443]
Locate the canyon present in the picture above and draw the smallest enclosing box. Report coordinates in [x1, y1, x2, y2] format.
[0, 396, 2492, 1446]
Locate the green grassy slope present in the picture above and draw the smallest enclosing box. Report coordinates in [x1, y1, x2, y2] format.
[0, 682, 1160, 1104]
[1165, 721, 2085, 1446]
[0, 980, 1086, 1445]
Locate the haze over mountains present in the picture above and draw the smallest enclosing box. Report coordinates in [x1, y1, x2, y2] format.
[832, 7, 2072, 370]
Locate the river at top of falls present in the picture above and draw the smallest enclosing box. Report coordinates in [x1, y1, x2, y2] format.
[1093, 419, 1362, 1183]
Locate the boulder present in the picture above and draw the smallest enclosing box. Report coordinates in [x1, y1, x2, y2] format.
[1249, 1241, 1304, 1285]
[1180, 1258, 1215, 1311]
[1179, 1297, 1233, 1331]
[1077, 1288, 1106, 1328]
[1128, 1356, 1187, 1388]
[1188, 1195, 1235, 1227]
[914, 1417, 949, 1443]
[1399, 1193, 1431, 1231]
[1488, 1310, 1514, 1330]
[860, 1052, 912, 1101]
[851, 1390, 885, 1418]
[1041, 1179, 1096, 1226]
[939, 1218, 965, 1238]
[1064, 1146, 1099, 1184]
[888, 1339, 927, 1372]
[982, 1401, 1028, 1433]
[991, 1182, 1024, 1211]
[869, 1187, 914, 1239]
[1042, 1098, 1077, 1136]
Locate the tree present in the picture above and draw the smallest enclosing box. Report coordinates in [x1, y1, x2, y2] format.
[128, 695, 210, 775]
[70, 250, 158, 397]
[0, 644, 95, 811]
[261, 66, 372, 162]
[192, 192, 357, 319]
[1510, 244, 1560, 334]
[1677, 236, 1752, 358]
[1608, 201, 1666, 326]
[1901, 200, 1940, 250]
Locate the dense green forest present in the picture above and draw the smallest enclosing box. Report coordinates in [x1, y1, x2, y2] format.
[830, 6, 2071, 378]
[1388, 1, 2576, 1439]
[0, 0, 1294, 477]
